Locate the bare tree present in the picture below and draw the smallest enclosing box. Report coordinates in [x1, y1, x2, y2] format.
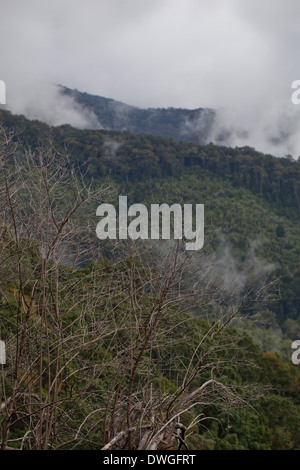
[99, 240, 271, 450]
[0, 128, 117, 449]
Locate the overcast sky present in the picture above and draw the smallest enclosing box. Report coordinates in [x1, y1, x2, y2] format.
[1, 0, 300, 155]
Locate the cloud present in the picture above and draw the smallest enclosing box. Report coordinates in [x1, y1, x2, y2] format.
[212, 234, 276, 298]
[103, 137, 122, 158]
[6, 81, 102, 128]
[1, 0, 300, 154]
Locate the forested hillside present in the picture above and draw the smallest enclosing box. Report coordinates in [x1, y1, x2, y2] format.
[59, 86, 216, 144]
[1, 109, 299, 357]
[1, 109, 300, 450]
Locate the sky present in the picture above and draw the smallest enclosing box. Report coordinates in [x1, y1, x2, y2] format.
[1, 0, 300, 156]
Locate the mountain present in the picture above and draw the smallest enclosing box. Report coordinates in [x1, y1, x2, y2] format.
[59, 85, 216, 144]
[1, 107, 300, 360]
[1, 107, 300, 450]
[59, 86, 300, 159]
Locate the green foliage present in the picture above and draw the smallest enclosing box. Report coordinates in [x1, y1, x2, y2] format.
[1, 109, 300, 449]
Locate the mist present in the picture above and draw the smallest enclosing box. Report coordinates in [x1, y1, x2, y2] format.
[212, 235, 276, 299]
[1, 0, 300, 155]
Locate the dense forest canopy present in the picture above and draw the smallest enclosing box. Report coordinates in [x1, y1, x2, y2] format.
[0, 109, 300, 450]
[1, 108, 300, 353]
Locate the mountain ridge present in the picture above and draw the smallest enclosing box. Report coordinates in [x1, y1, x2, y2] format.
[59, 85, 216, 144]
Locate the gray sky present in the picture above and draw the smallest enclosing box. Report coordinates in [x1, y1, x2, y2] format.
[1, 0, 300, 155]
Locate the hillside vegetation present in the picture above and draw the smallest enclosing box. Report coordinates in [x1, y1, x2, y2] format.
[0, 110, 300, 450]
[1, 109, 299, 356]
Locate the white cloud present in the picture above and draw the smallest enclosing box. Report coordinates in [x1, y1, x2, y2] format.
[1, 0, 300, 154]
